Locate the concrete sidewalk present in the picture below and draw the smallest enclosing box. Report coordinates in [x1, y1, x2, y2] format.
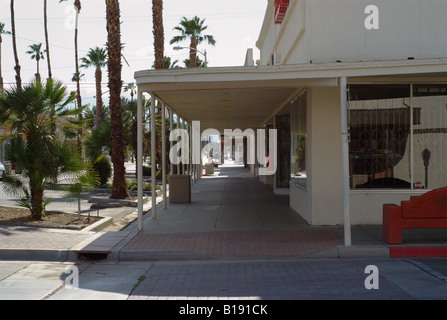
[1, 164, 447, 262]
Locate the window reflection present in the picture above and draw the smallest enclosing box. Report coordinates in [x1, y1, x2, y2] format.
[348, 84, 447, 190]
[290, 89, 307, 188]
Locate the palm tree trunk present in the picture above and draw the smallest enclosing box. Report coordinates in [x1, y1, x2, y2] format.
[74, 0, 82, 153]
[44, 0, 55, 133]
[10, 0, 21, 90]
[95, 66, 103, 127]
[31, 190, 44, 220]
[10, 0, 22, 174]
[30, 177, 45, 220]
[0, 34, 3, 92]
[36, 56, 40, 81]
[106, 0, 129, 200]
[152, 0, 164, 70]
[44, 0, 52, 79]
[189, 36, 197, 68]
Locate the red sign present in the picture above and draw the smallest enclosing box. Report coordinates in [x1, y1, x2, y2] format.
[274, 0, 290, 24]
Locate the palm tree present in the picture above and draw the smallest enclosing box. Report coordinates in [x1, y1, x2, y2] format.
[0, 22, 11, 92]
[151, 56, 179, 70]
[73, 0, 82, 114]
[10, 0, 21, 89]
[85, 120, 111, 162]
[146, 102, 166, 172]
[44, 0, 52, 79]
[84, 103, 109, 130]
[0, 78, 86, 220]
[81, 47, 107, 127]
[59, 0, 82, 149]
[26, 43, 45, 80]
[71, 71, 85, 83]
[170, 16, 216, 68]
[106, 0, 129, 200]
[122, 97, 147, 178]
[0, 23, 10, 164]
[124, 83, 136, 101]
[152, 0, 164, 70]
[183, 57, 205, 68]
[59, 0, 82, 107]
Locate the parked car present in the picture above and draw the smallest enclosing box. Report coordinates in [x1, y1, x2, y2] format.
[0, 162, 5, 180]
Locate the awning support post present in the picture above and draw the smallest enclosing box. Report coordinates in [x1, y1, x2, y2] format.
[150, 93, 157, 219]
[162, 103, 167, 209]
[169, 108, 174, 175]
[340, 76, 352, 246]
[137, 89, 144, 232]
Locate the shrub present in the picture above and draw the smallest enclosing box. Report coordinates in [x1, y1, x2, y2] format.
[126, 179, 137, 191]
[93, 155, 112, 187]
[127, 179, 152, 192]
[156, 170, 170, 181]
[143, 165, 151, 176]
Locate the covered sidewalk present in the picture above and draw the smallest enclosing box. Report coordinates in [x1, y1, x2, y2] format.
[135, 164, 308, 234]
[134, 59, 447, 247]
[116, 164, 447, 260]
[133, 62, 348, 243]
[117, 164, 372, 261]
[2, 165, 446, 261]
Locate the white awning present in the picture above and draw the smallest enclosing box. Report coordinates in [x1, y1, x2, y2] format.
[134, 59, 447, 131]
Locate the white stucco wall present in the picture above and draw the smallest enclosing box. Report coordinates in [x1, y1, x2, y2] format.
[309, 87, 345, 225]
[289, 87, 345, 225]
[257, 0, 447, 65]
[256, 0, 447, 225]
[350, 190, 426, 224]
[309, 0, 447, 63]
[290, 182, 310, 222]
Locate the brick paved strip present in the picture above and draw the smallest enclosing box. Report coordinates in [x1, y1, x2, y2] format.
[122, 230, 343, 259]
[0, 226, 93, 250]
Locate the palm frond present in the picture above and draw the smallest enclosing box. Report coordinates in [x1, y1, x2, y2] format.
[0, 174, 28, 198]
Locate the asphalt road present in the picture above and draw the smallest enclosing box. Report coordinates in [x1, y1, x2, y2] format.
[1, 258, 446, 303]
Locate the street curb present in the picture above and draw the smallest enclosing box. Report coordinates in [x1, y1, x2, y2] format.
[113, 244, 392, 262]
[389, 246, 447, 258]
[88, 190, 162, 208]
[88, 197, 148, 208]
[6, 243, 447, 263]
[107, 200, 166, 261]
[302, 245, 390, 259]
[108, 229, 139, 261]
[83, 216, 113, 232]
[337, 245, 390, 258]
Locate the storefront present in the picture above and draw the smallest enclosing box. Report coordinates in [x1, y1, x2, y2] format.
[348, 83, 447, 223]
[134, 0, 447, 244]
[256, 0, 447, 228]
[285, 80, 447, 226]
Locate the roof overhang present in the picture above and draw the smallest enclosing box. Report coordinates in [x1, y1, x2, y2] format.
[134, 58, 447, 132]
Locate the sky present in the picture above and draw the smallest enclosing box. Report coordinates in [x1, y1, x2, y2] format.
[0, 0, 267, 104]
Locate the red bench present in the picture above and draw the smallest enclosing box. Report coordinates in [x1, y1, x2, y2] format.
[383, 187, 447, 244]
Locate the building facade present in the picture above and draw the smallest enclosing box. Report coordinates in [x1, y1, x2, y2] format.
[256, 0, 447, 225]
[134, 0, 447, 234]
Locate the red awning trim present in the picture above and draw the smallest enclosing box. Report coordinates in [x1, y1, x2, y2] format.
[274, 0, 290, 24]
